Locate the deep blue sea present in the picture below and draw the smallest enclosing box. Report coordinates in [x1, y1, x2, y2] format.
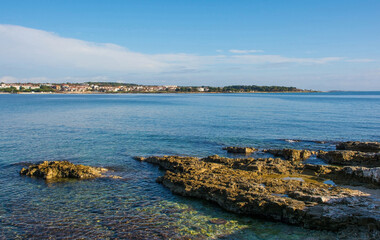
[0, 92, 379, 239]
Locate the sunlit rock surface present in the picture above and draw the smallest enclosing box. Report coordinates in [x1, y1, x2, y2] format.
[318, 150, 380, 167]
[20, 161, 108, 179]
[136, 155, 379, 235]
[264, 149, 315, 161]
[223, 146, 258, 154]
[336, 141, 380, 152]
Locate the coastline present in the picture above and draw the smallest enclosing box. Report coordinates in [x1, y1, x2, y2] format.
[0, 91, 321, 95]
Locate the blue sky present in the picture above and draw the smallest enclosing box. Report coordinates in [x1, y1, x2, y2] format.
[0, 0, 379, 90]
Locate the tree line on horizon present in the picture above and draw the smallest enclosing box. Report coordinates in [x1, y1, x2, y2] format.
[1, 83, 306, 93]
[177, 85, 301, 92]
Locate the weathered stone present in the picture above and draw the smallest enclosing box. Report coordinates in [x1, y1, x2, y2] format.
[341, 166, 380, 184]
[337, 141, 380, 152]
[20, 161, 108, 179]
[303, 164, 380, 187]
[264, 149, 314, 161]
[318, 150, 380, 167]
[136, 155, 380, 233]
[223, 146, 257, 154]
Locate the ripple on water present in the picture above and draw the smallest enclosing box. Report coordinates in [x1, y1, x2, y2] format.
[2, 93, 379, 239]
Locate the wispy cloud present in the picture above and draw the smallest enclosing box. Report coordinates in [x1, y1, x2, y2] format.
[228, 55, 343, 64]
[0, 24, 169, 73]
[229, 49, 264, 54]
[0, 24, 369, 85]
[345, 59, 375, 63]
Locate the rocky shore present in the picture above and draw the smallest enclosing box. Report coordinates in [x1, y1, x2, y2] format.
[263, 149, 315, 161]
[135, 141, 380, 236]
[336, 141, 380, 152]
[318, 150, 380, 167]
[20, 161, 108, 179]
[223, 146, 257, 154]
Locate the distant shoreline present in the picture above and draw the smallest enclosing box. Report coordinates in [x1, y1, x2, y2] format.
[0, 91, 320, 95]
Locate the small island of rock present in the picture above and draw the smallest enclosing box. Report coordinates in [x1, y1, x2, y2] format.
[20, 161, 108, 179]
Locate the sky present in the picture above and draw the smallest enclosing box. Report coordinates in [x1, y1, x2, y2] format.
[0, 0, 379, 90]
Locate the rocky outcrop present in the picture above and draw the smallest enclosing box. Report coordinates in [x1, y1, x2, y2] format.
[136, 155, 380, 233]
[303, 164, 380, 186]
[223, 146, 257, 154]
[20, 161, 108, 179]
[341, 166, 380, 184]
[318, 150, 380, 167]
[336, 141, 380, 152]
[264, 149, 314, 161]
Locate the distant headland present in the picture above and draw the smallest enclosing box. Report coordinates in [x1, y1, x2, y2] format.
[0, 82, 316, 94]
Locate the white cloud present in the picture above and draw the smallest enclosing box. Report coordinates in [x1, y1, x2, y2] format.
[345, 59, 375, 63]
[229, 55, 343, 64]
[229, 49, 264, 54]
[0, 24, 169, 73]
[0, 24, 370, 85]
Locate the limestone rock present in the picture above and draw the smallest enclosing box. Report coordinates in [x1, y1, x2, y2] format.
[223, 146, 257, 154]
[318, 150, 380, 167]
[136, 155, 380, 233]
[264, 149, 314, 161]
[341, 166, 380, 184]
[20, 161, 107, 179]
[336, 141, 380, 152]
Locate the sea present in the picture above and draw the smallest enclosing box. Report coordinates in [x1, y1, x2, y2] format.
[0, 92, 379, 239]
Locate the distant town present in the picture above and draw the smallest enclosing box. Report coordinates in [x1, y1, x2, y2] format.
[0, 82, 313, 94]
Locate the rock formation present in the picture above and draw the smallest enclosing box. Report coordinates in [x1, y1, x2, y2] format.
[135, 155, 379, 233]
[20, 161, 108, 179]
[223, 146, 257, 154]
[264, 149, 314, 161]
[318, 150, 380, 167]
[336, 141, 380, 152]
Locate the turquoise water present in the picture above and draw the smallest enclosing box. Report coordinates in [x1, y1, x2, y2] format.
[0, 92, 379, 239]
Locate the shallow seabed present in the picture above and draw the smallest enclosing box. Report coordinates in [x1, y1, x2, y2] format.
[0, 92, 379, 239]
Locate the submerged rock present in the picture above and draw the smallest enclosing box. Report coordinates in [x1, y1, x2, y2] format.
[223, 146, 257, 154]
[136, 155, 380, 233]
[318, 150, 380, 167]
[336, 141, 380, 152]
[209, 218, 227, 225]
[20, 161, 108, 179]
[264, 149, 314, 161]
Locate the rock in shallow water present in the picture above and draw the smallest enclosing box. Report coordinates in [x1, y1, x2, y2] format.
[264, 149, 314, 161]
[20, 161, 108, 179]
[136, 155, 380, 234]
[318, 150, 380, 167]
[336, 141, 380, 153]
[223, 146, 257, 154]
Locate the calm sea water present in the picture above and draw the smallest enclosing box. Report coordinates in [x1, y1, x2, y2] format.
[0, 92, 379, 239]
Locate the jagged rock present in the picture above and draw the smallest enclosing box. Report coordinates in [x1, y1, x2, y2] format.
[341, 166, 380, 184]
[20, 161, 108, 179]
[136, 155, 380, 233]
[303, 164, 380, 187]
[318, 150, 380, 167]
[223, 146, 257, 154]
[336, 141, 380, 152]
[264, 149, 314, 161]
[202, 155, 302, 175]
